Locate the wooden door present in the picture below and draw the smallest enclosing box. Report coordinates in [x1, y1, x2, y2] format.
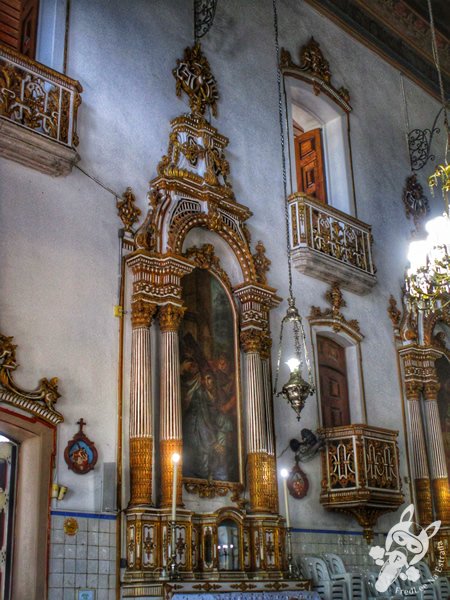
[294, 127, 327, 203]
[318, 335, 350, 427]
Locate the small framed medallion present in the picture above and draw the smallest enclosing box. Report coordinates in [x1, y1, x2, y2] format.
[64, 419, 98, 475]
[287, 463, 309, 499]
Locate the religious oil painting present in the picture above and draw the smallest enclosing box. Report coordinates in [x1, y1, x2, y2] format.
[180, 268, 239, 482]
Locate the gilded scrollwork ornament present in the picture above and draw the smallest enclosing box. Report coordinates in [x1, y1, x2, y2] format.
[387, 295, 401, 328]
[173, 43, 218, 117]
[402, 173, 429, 229]
[300, 37, 331, 84]
[117, 187, 141, 232]
[184, 243, 232, 289]
[0, 333, 63, 424]
[253, 241, 271, 285]
[309, 282, 361, 336]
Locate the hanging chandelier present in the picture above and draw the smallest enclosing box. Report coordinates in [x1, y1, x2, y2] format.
[272, 0, 315, 420]
[405, 0, 450, 311]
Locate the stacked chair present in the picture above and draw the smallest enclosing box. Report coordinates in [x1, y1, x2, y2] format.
[323, 553, 367, 600]
[299, 555, 349, 600]
[298, 552, 449, 600]
[416, 561, 449, 600]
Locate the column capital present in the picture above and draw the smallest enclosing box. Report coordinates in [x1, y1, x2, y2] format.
[131, 299, 157, 329]
[424, 381, 440, 401]
[158, 303, 186, 333]
[259, 330, 273, 360]
[240, 329, 263, 354]
[405, 381, 422, 401]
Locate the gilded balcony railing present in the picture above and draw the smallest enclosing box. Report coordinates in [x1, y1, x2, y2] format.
[288, 193, 376, 294]
[319, 424, 403, 542]
[0, 43, 82, 148]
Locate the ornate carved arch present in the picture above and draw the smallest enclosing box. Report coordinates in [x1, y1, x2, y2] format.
[121, 44, 287, 587]
[423, 306, 450, 351]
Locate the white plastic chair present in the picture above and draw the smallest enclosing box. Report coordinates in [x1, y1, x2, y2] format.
[416, 561, 450, 600]
[300, 555, 349, 600]
[323, 552, 368, 600]
[364, 572, 407, 600]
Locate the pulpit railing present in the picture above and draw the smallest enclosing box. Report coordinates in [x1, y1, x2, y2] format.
[319, 424, 403, 542]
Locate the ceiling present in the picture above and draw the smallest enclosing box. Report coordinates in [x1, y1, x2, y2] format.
[304, 0, 450, 100]
[406, 0, 450, 39]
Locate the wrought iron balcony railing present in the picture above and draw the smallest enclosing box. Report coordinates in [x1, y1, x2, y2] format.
[0, 43, 82, 176]
[319, 424, 404, 542]
[288, 193, 377, 294]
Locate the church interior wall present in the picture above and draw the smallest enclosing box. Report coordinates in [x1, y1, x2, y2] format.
[0, 0, 447, 597]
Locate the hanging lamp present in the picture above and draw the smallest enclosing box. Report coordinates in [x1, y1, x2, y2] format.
[272, 0, 315, 420]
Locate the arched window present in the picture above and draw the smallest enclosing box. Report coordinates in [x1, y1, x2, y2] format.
[317, 334, 350, 428]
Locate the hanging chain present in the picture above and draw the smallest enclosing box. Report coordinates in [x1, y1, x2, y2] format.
[427, 0, 449, 163]
[273, 0, 294, 301]
[400, 73, 413, 172]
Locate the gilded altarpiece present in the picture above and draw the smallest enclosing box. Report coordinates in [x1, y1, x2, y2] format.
[121, 44, 306, 597]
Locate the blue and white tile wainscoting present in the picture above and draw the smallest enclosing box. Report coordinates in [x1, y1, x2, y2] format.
[49, 510, 117, 600]
[290, 528, 386, 571]
[48, 514, 384, 600]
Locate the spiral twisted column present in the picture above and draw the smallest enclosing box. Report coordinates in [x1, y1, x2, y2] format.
[159, 303, 186, 508]
[424, 380, 450, 524]
[129, 299, 157, 506]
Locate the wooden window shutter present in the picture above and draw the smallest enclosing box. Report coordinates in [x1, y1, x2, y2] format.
[0, 0, 39, 58]
[317, 335, 350, 428]
[0, 0, 22, 50]
[294, 127, 327, 204]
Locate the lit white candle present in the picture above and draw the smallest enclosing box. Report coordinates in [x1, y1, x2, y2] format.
[171, 453, 180, 523]
[281, 468, 290, 529]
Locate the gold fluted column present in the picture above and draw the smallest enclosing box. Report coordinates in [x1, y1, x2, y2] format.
[260, 330, 278, 514]
[159, 303, 186, 508]
[405, 380, 433, 524]
[129, 299, 157, 506]
[423, 380, 450, 524]
[241, 329, 274, 513]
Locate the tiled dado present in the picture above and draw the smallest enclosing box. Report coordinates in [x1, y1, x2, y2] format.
[290, 528, 386, 572]
[48, 511, 117, 600]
